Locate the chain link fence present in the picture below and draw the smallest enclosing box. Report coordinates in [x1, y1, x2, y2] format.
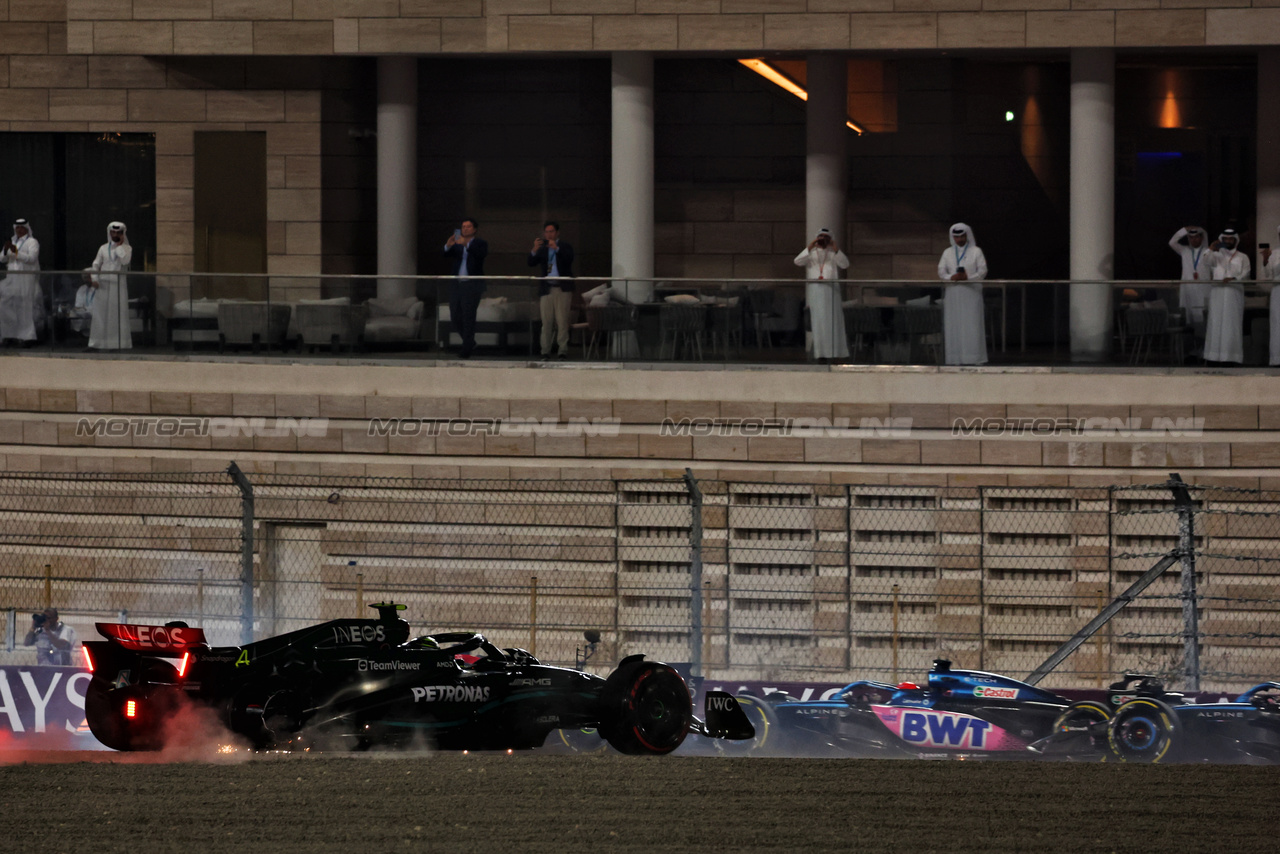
[2, 467, 1278, 691]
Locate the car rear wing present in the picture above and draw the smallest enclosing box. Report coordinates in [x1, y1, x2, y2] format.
[95, 623, 208, 656]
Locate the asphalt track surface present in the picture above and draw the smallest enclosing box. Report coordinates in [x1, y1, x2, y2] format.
[1, 749, 1277, 854]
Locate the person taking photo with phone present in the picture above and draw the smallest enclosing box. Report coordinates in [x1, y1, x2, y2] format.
[443, 218, 488, 359]
[528, 221, 575, 359]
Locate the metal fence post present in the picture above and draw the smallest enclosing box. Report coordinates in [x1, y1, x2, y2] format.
[683, 468, 703, 682]
[1170, 473, 1200, 691]
[227, 462, 255, 646]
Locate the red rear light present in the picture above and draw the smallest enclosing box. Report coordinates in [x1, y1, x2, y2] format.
[125, 699, 137, 719]
[82, 646, 94, 672]
[177, 652, 190, 678]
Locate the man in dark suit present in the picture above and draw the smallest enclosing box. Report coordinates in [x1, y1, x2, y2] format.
[527, 221, 575, 359]
[443, 217, 488, 358]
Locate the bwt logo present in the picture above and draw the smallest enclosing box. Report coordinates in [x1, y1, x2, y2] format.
[76, 417, 330, 439]
[895, 710, 993, 749]
[368, 418, 622, 438]
[659, 417, 912, 438]
[951, 417, 1205, 438]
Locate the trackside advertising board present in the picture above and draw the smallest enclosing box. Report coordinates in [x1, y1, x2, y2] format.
[0, 665, 103, 747]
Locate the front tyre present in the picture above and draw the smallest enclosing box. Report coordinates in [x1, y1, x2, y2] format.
[600, 661, 691, 755]
[1108, 698, 1179, 763]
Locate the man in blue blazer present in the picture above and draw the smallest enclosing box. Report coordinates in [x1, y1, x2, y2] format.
[443, 218, 488, 358]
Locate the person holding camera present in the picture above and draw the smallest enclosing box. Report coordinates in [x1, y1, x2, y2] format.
[0, 218, 43, 346]
[443, 218, 488, 359]
[937, 222, 988, 365]
[23, 607, 76, 666]
[528, 221, 575, 359]
[1203, 226, 1250, 365]
[793, 227, 849, 362]
[89, 221, 133, 350]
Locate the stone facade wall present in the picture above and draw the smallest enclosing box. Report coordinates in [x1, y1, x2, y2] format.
[3, 358, 1280, 489]
[0, 0, 328, 304]
[61, 2, 1280, 54]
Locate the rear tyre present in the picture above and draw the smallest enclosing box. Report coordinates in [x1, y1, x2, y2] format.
[599, 661, 691, 755]
[555, 727, 609, 754]
[1108, 698, 1179, 763]
[1050, 700, 1112, 760]
[715, 695, 776, 756]
[85, 677, 183, 751]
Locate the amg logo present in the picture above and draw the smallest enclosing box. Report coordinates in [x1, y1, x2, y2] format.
[512, 678, 552, 686]
[411, 685, 491, 703]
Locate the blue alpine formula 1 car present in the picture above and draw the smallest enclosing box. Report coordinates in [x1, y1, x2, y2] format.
[725, 659, 1111, 759]
[1106, 682, 1280, 763]
[727, 659, 1280, 763]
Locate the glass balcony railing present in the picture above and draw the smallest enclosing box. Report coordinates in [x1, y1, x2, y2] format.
[3, 269, 1275, 368]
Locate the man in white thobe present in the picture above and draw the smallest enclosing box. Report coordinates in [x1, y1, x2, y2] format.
[937, 223, 988, 366]
[0, 218, 43, 344]
[1168, 226, 1211, 332]
[1262, 227, 1280, 366]
[1203, 227, 1250, 364]
[793, 228, 849, 362]
[89, 221, 133, 350]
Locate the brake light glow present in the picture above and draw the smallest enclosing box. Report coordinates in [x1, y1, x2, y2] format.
[82, 646, 94, 672]
[125, 699, 137, 719]
[177, 652, 190, 678]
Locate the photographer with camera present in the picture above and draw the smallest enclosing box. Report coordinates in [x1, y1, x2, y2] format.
[793, 227, 849, 363]
[24, 607, 76, 666]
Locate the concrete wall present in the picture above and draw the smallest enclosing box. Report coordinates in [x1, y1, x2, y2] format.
[61, 2, 1280, 54]
[3, 358, 1280, 488]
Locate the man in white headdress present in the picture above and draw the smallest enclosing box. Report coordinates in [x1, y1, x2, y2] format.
[1262, 227, 1280, 366]
[89, 221, 133, 350]
[937, 223, 988, 366]
[1203, 227, 1250, 364]
[793, 228, 849, 362]
[1168, 226, 1212, 332]
[0, 218, 43, 345]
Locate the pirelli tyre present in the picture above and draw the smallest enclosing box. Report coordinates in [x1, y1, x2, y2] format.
[599, 660, 691, 756]
[555, 726, 610, 754]
[1050, 699, 1113, 759]
[1108, 697, 1180, 763]
[85, 677, 184, 752]
[715, 694, 777, 756]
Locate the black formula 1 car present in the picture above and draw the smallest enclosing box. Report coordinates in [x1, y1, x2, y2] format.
[82, 603, 753, 755]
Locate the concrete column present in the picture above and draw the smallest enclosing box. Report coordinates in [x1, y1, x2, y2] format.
[611, 52, 655, 305]
[377, 56, 418, 300]
[1069, 49, 1115, 361]
[805, 54, 848, 246]
[1258, 49, 1280, 267]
